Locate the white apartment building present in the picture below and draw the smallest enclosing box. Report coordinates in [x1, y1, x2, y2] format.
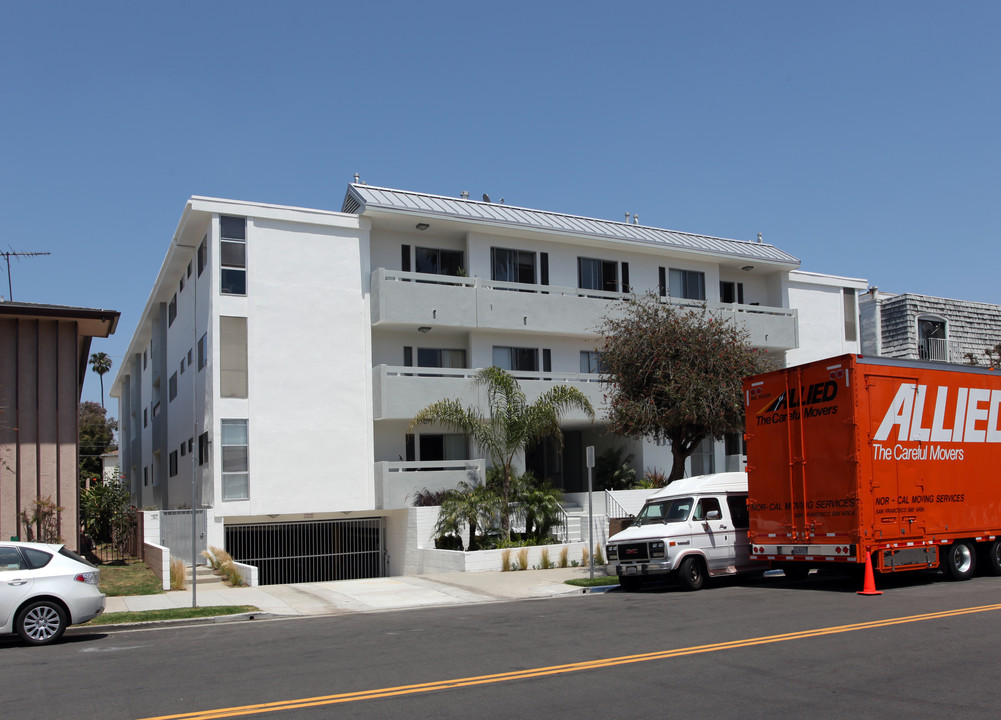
[111, 183, 864, 583]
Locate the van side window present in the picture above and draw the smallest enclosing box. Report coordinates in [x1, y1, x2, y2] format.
[693, 497, 722, 521]
[727, 495, 750, 528]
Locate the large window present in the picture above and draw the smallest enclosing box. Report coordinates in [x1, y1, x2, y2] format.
[493, 346, 539, 372]
[419, 434, 468, 462]
[720, 281, 744, 304]
[220, 316, 248, 398]
[415, 247, 464, 276]
[690, 436, 715, 476]
[221, 419, 249, 501]
[670, 269, 706, 300]
[578, 257, 620, 293]
[491, 247, 536, 285]
[416, 348, 466, 368]
[580, 351, 603, 374]
[220, 216, 247, 295]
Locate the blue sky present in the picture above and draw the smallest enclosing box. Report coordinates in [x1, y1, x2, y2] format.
[1, 2, 998, 409]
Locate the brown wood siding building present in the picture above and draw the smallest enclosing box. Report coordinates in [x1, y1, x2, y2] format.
[0, 303, 118, 549]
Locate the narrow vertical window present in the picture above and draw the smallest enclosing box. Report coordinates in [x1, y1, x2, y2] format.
[221, 419, 250, 500]
[843, 288, 858, 342]
[658, 267, 667, 297]
[198, 333, 207, 370]
[220, 216, 247, 295]
[197, 235, 207, 276]
[220, 316, 248, 398]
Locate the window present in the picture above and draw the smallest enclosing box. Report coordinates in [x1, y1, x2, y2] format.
[187, 348, 193, 366]
[198, 333, 207, 370]
[669, 269, 706, 300]
[724, 432, 745, 457]
[693, 497, 722, 521]
[580, 351, 603, 374]
[198, 432, 209, 466]
[690, 436, 715, 475]
[493, 346, 538, 372]
[220, 216, 247, 295]
[720, 281, 744, 304]
[221, 419, 249, 501]
[144, 466, 149, 486]
[416, 348, 466, 368]
[168, 294, 177, 326]
[578, 257, 620, 293]
[0, 546, 25, 571]
[169, 450, 178, 477]
[168, 372, 177, 401]
[187, 260, 193, 278]
[415, 247, 464, 276]
[220, 316, 248, 398]
[491, 247, 536, 285]
[727, 495, 750, 528]
[418, 433, 468, 462]
[143, 407, 148, 428]
[197, 236, 207, 276]
[180, 441, 186, 457]
[844, 288, 858, 342]
[143, 349, 147, 370]
[918, 315, 947, 360]
[180, 275, 185, 293]
[180, 358, 185, 375]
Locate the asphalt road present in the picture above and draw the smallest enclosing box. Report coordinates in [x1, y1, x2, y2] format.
[5, 569, 1001, 719]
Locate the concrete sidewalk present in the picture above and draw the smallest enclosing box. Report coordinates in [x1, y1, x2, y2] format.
[102, 567, 614, 619]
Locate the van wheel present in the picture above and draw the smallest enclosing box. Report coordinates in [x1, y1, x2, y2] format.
[943, 541, 976, 580]
[980, 540, 1001, 576]
[677, 557, 705, 591]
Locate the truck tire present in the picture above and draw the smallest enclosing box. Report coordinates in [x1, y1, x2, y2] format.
[980, 540, 1001, 576]
[677, 557, 705, 591]
[943, 541, 976, 580]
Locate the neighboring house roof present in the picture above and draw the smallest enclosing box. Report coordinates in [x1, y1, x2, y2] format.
[0, 301, 120, 393]
[343, 183, 800, 267]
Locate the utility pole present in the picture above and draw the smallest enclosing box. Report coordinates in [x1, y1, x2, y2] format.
[1, 249, 51, 300]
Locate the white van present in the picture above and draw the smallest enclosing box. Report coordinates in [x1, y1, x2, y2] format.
[605, 472, 766, 591]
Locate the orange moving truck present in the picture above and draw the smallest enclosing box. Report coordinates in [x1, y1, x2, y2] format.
[743, 354, 1001, 581]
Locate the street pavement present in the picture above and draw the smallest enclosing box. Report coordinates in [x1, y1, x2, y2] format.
[102, 566, 612, 619]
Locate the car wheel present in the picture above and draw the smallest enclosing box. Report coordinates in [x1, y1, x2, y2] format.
[677, 556, 705, 591]
[942, 541, 976, 581]
[16, 600, 68, 645]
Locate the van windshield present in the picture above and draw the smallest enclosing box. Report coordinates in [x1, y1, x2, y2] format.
[633, 497, 694, 526]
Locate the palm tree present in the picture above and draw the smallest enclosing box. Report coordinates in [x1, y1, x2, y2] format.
[409, 366, 594, 539]
[89, 352, 113, 409]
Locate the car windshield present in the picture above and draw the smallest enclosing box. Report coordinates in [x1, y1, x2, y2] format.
[633, 497, 693, 526]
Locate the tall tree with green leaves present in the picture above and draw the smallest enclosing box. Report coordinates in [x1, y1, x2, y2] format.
[599, 292, 773, 483]
[89, 351, 113, 409]
[79, 401, 117, 481]
[409, 366, 594, 539]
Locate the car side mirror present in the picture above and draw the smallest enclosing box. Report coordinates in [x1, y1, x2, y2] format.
[705, 510, 721, 521]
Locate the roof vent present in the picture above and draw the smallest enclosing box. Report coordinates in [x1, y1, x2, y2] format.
[460, 190, 469, 199]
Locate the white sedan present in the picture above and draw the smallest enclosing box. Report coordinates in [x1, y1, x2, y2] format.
[0, 541, 106, 645]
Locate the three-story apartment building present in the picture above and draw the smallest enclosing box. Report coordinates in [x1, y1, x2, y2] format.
[111, 182, 865, 582]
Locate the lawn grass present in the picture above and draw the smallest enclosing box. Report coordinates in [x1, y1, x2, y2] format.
[83, 605, 260, 626]
[97, 557, 164, 597]
[564, 576, 620, 587]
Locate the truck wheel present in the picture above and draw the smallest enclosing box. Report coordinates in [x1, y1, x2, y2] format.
[677, 557, 705, 591]
[980, 540, 1001, 576]
[943, 541, 976, 580]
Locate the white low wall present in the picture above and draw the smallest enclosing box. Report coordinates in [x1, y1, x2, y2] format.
[413, 542, 596, 574]
[143, 542, 171, 591]
[233, 561, 259, 587]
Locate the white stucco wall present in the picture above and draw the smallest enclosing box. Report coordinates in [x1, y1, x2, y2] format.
[784, 270, 868, 367]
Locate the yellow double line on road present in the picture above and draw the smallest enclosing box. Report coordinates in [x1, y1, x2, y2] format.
[141, 603, 1001, 720]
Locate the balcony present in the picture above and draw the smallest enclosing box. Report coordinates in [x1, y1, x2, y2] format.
[372, 365, 606, 422]
[374, 459, 486, 510]
[919, 338, 964, 363]
[370, 268, 798, 349]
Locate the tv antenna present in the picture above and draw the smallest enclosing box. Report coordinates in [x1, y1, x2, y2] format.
[1, 249, 51, 300]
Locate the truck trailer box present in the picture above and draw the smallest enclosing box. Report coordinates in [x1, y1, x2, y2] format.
[743, 354, 1001, 578]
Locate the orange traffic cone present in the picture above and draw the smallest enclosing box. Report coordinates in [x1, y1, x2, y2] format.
[857, 551, 882, 596]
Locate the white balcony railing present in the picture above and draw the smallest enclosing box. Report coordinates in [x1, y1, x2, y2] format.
[372, 365, 605, 421]
[375, 459, 486, 510]
[370, 268, 798, 349]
